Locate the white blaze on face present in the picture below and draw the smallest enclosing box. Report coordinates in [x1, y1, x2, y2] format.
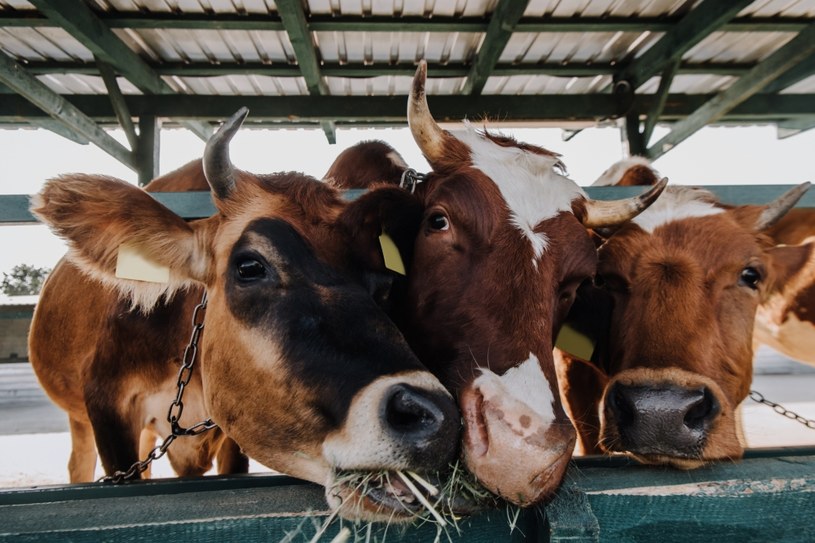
[454, 127, 586, 260]
[472, 354, 556, 437]
[633, 186, 724, 233]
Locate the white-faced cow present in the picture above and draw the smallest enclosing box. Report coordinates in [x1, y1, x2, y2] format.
[558, 161, 812, 468]
[29, 109, 462, 522]
[327, 62, 667, 505]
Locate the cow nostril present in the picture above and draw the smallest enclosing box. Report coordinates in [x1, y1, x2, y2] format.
[683, 387, 720, 431]
[384, 385, 443, 435]
[608, 383, 635, 426]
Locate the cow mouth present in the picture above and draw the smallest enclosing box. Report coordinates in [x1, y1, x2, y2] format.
[327, 465, 496, 522]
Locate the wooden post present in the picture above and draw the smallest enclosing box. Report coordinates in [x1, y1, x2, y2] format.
[136, 116, 160, 187]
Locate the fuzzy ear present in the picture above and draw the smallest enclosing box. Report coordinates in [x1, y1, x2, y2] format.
[31, 174, 214, 310]
[338, 186, 424, 274]
[766, 240, 815, 297]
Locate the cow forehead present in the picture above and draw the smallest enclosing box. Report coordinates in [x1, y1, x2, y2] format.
[631, 186, 724, 234]
[452, 128, 586, 258]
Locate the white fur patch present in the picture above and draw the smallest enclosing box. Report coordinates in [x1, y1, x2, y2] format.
[386, 150, 409, 170]
[453, 126, 585, 259]
[473, 354, 556, 427]
[591, 156, 655, 186]
[632, 186, 724, 233]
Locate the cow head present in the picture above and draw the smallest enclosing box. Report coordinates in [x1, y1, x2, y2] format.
[581, 180, 811, 468]
[339, 62, 667, 505]
[31, 109, 462, 521]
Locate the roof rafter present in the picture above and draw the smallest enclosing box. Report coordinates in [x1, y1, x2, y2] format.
[648, 23, 815, 159]
[615, 0, 754, 91]
[2, 12, 811, 34]
[462, 0, 531, 95]
[0, 50, 135, 169]
[29, 0, 212, 142]
[274, 0, 331, 142]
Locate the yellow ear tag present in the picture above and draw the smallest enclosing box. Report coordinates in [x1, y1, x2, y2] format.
[555, 323, 596, 362]
[378, 233, 406, 275]
[115, 243, 171, 284]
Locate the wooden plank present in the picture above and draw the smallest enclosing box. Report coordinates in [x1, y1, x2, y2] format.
[275, 0, 327, 96]
[6, 186, 815, 225]
[136, 115, 160, 187]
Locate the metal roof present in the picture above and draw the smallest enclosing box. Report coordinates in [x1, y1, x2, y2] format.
[0, 0, 814, 180]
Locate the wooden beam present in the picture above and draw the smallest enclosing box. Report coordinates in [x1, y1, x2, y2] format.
[30, 0, 210, 142]
[625, 112, 646, 157]
[28, 119, 89, 145]
[136, 116, 160, 186]
[0, 50, 135, 169]
[462, 0, 531, 95]
[776, 118, 815, 139]
[96, 58, 138, 150]
[762, 52, 815, 93]
[3, 12, 812, 33]
[649, 23, 815, 159]
[320, 120, 336, 144]
[616, 0, 754, 91]
[642, 59, 681, 146]
[275, 0, 326, 96]
[2, 93, 815, 125]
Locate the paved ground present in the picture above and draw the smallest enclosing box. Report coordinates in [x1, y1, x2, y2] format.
[1, 347, 814, 487]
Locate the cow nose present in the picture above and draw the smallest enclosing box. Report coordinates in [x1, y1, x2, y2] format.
[382, 384, 460, 467]
[607, 382, 720, 456]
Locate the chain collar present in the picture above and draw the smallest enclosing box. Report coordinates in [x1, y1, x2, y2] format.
[399, 168, 427, 194]
[100, 291, 217, 484]
[750, 389, 815, 430]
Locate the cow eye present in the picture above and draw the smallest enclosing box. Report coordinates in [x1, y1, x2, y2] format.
[428, 213, 450, 231]
[740, 266, 761, 289]
[236, 259, 266, 281]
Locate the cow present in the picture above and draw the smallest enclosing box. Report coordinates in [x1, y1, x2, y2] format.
[557, 159, 812, 468]
[593, 158, 815, 366]
[325, 61, 668, 505]
[28, 108, 463, 522]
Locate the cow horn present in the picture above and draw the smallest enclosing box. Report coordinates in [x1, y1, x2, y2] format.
[408, 60, 448, 163]
[582, 177, 668, 228]
[754, 182, 811, 231]
[204, 107, 249, 199]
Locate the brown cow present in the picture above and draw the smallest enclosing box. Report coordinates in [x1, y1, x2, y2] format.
[558, 161, 812, 468]
[29, 109, 462, 522]
[328, 62, 667, 505]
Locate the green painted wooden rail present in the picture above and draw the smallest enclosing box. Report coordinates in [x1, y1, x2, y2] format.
[1, 447, 814, 542]
[3, 184, 815, 224]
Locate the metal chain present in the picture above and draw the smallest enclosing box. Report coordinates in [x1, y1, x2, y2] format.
[399, 168, 427, 194]
[100, 291, 218, 484]
[749, 389, 815, 430]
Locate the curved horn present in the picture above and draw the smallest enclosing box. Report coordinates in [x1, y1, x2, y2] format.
[407, 60, 448, 163]
[204, 107, 249, 199]
[754, 182, 811, 231]
[582, 177, 668, 228]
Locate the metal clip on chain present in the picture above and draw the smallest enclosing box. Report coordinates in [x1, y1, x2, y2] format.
[100, 292, 217, 484]
[750, 389, 815, 430]
[399, 168, 427, 194]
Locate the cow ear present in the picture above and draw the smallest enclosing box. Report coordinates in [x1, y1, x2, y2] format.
[31, 174, 214, 308]
[338, 186, 424, 273]
[766, 240, 815, 296]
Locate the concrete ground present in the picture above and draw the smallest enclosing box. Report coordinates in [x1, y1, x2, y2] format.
[1, 347, 814, 488]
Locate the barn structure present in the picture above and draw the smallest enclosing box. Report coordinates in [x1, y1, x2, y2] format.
[1, 0, 815, 541]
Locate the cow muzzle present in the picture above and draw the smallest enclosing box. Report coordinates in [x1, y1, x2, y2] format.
[600, 368, 741, 468]
[459, 359, 576, 506]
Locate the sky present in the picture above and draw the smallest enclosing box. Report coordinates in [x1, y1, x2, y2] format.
[2, 121, 815, 277]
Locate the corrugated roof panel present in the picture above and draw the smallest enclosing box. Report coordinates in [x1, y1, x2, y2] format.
[94, 0, 276, 13]
[741, 0, 815, 17]
[316, 31, 481, 64]
[685, 31, 797, 63]
[524, 0, 695, 17]
[34, 73, 139, 95]
[484, 74, 611, 95]
[0, 27, 93, 62]
[0, 0, 35, 8]
[111, 29, 294, 64]
[307, 0, 492, 17]
[176, 74, 306, 95]
[325, 74, 464, 95]
[637, 73, 737, 95]
[502, 31, 662, 65]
